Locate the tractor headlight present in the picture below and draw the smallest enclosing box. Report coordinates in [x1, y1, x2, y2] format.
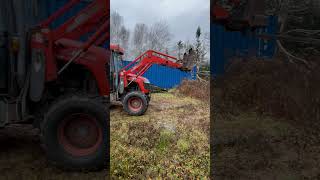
[119, 77, 124, 94]
[143, 78, 152, 91]
[143, 78, 150, 84]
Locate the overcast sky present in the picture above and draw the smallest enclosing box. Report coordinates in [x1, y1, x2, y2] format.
[111, 0, 210, 46]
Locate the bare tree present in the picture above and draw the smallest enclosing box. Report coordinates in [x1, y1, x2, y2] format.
[132, 23, 148, 56]
[147, 20, 171, 52]
[119, 26, 130, 58]
[268, 0, 320, 67]
[110, 11, 124, 44]
[110, 11, 131, 58]
[202, 32, 210, 63]
[177, 41, 184, 59]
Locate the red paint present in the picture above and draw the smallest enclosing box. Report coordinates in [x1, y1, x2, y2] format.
[128, 97, 143, 112]
[212, 5, 230, 20]
[110, 44, 124, 55]
[55, 38, 109, 95]
[120, 50, 184, 94]
[58, 113, 103, 157]
[31, 0, 110, 95]
[212, 0, 267, 30]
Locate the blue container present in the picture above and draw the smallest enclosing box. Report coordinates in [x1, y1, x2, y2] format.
[122, 60, 197, 89]
[211, 16, 278, 75]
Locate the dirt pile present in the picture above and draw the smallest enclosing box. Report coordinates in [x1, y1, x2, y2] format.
[214, 56, 320, 131]
[175, 79, 210, 102]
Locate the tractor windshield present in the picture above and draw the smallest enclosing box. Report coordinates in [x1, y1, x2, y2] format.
[110, 51, 123, 92]
[112, 52, 123, 72]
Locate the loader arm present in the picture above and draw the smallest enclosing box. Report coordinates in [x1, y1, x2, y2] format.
[31, 0, 110, 93]
[39, 0, 108, 42]
[122, 50, 190, 79]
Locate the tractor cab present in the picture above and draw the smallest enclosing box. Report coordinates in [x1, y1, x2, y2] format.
[110, 44, 124, 97]
[109, 44, 150, 116]
[110, 44, 193, 116]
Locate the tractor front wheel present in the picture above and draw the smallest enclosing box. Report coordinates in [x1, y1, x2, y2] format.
[122, 91, 148, 116]
[41, 95, 108, 171]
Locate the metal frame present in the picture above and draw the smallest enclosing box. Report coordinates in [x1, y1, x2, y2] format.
[31, 0, 110, 95]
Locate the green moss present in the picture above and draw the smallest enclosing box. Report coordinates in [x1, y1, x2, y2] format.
[177, 139, 190, 152]
[156, 130, 175, 152]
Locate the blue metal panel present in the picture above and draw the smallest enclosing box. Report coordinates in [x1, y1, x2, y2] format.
[211, 16, 278, 76]
[0, 0, 109, 70]
[46, 0, 108, 47]
[122, 61, 197, 89]
[46, 0, 90, 28]
[0, 1, 48, 33]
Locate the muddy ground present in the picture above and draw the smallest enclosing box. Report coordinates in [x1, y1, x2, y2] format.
[213, 110, 320, 179]
[0, 125, 108, 180]
[110, 92, 210, 179]
[212, 57, 320, 179]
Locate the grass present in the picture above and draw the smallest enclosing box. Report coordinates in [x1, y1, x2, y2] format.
[0, 90, 209, 179]
[110, 92, 210, 179]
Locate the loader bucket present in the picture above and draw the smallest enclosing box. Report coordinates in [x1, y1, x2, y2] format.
[178, 48, 197, 71]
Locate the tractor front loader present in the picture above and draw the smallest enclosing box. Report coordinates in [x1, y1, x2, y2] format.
[110, 45, 196, 116]
[0, 0, 110, 170]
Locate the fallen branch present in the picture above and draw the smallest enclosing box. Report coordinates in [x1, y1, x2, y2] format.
[276, 40, 311, 69]
[197, 74, 208, 82]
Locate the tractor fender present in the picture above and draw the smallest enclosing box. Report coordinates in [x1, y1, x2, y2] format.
[134, 78, 149, 94]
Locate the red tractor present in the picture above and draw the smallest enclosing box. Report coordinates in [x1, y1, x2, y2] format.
[0, 0, 193, 170]
[0, 0, 109, 170]
[110, 45, 194, 116]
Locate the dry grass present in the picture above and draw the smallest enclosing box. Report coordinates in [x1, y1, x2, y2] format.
[111, 92, 210, 179]
[0, 125, 108, 180]
[216, 57, 320, 130]
[212, 56, 320, 179]
[174, 79, 210, 102]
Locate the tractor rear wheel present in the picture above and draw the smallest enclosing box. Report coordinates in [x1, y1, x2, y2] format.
[122, 91, 148, 116]
[41, 95, 109, 171]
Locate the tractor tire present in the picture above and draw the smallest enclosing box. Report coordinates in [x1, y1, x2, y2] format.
[41, 95, 109, 171]
[122, 91, 148, 116]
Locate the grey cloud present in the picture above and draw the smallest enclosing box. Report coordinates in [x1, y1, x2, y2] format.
[111, 0, 210, 43]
